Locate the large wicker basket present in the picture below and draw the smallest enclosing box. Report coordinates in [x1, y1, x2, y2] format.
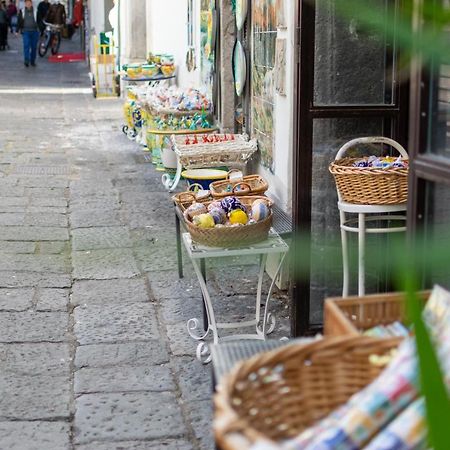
[183, 196, 273, 248]
[324, 291, 430, 337]
[210, 170, 269, 198]
[171, 134, 258, 169]
[329, 137, 409, 205]
[214, 336, 401, 450]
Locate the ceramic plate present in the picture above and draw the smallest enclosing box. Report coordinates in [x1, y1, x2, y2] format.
[235, 0, 248, 31]
[233, 40, 247, 97]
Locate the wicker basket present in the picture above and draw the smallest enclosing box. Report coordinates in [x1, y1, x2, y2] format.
[172, 190, 212, 209]
[214, 336, 401, 450]
[183, 196, 273, 247]
[329, 137, 409, 205]
[171, 134, 258, 169]
[210, 171, 269, 198]
[324, 291, 430, 337]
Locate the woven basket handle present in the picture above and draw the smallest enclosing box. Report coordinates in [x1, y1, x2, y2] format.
[335, 137, 409, 161]
[232, 182, 252, 194]
[188, 183, 205, 193]
[227, 168, 244, 180]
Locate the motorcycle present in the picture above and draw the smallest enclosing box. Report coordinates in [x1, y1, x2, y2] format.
[38, 21, 63, 57]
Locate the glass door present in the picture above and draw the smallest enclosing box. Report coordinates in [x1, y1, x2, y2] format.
[291, 0, 410, 335]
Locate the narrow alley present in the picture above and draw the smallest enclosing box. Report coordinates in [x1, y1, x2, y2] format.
[0, 32, 289, 450]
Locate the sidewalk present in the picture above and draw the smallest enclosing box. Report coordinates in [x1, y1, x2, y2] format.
[0, 34, 290, 450]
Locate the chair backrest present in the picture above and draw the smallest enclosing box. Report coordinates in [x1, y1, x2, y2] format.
[335, 136, 409, 161]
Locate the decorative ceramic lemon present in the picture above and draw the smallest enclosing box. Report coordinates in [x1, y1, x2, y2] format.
[192, 213, 215, 228]
[229, 209, 248, 225]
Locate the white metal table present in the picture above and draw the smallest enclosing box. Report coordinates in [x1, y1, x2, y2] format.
[182, 229, 289, 363]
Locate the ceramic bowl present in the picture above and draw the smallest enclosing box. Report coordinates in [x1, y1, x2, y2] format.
[182, 168, 228, 190]
[161, 54, 175, 65]
[160, 64, 176, 76]
[141, 64, 159, 78]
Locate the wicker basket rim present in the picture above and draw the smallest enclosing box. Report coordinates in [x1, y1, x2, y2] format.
[215, 335, 402, 448]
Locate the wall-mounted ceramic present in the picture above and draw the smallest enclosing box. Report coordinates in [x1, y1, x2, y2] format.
[233, 40, 246, 97]
[235, 0, 248, 31]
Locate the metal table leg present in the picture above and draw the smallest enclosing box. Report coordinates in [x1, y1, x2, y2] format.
[200, 258, 208, 332]
[175, 211, 183, 279]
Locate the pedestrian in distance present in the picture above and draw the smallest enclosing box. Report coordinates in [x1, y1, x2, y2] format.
[0, 2, 8, 50]
[45, 0, 65, 27]
[17, 0, 39, 67]
[37, 0, 49, 35]
[6, 0, 17, 33]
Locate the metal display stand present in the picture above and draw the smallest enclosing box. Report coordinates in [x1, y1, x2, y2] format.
[146, 127, 219, 192]
[182, 229, 289, 363]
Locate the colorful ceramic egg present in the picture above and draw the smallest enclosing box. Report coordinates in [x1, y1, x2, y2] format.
[251, 199, 271, 222]
[207, 201, 222, 212]
[229, 209, 248, 225]
[184, 202, 207, 221]
[220, 196, 245, 214]
[209, 207, 227, 225]
[192, 213, 215, 229]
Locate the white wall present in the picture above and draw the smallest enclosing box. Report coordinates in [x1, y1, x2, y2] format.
[253, 7, 295, 213]
[146, 0, 201, 88]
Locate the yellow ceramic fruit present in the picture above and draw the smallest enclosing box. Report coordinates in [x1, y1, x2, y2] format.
[192, 213, 215, 229]
[229, 209, 248, 225]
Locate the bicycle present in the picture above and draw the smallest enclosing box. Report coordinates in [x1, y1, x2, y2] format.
[38, 21, 63, 57]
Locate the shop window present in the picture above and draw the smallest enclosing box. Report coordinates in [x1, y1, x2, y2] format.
[426, 61, 450, 157]
[251, 0, 278, 172]
[314, 0, 396, 106]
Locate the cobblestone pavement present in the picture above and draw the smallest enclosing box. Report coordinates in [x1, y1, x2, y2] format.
[0, 35, 290, 449]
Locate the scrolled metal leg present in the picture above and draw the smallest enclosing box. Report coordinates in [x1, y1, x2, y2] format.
[187, 318, 210, 341]
[196, 341, 211, 364]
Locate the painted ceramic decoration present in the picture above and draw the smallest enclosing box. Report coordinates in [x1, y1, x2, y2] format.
[235, 0, 248, 31]
[251, 199, 270, 222]
[233, 40, 247, 97]
[220, 196, 245, 213]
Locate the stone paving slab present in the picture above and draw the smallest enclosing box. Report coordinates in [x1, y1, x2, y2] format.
[36, 288, 69, 312]
[71, 279, 150, 306]
[72, 249, 140, 280]
[185, 399, 214, 450]
[74, 342, 170, 369]
[70, 209, 125, 228]
[0, 226, 69, 241]
[0, 288, 34, 311]
[72, 227, 133, 251]
[0, 254, 70, 273]
[0, 375, 71, 420]
[171, 357, 212, 403]
[0, 421, 71, 450]
[0, 311, 69, 342]
[74, 392, 187, 444]
[39, 241, 69, 254]
[75, 364, 175, 394]
[74, 303, 160, 344]
[0, 343, 70, 375]
[75, 440, 194, 450]
[0, 271, 71, 288]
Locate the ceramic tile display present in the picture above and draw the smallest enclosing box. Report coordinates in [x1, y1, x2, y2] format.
[251, 0, 278, 172]
[200, 0, 216, 98]
[275, 38, 287, 96]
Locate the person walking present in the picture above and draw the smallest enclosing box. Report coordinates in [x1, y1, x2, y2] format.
[6, 0, 17, 33]
[45, 0, 65, 26]
[0, 2, 8, 50]
[37, 0, 49, 35]
[17, 0, 39, 67]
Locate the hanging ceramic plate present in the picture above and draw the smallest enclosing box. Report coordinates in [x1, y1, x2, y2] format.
[233, 40, 247, 97]
[235, 0, 248, 31]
